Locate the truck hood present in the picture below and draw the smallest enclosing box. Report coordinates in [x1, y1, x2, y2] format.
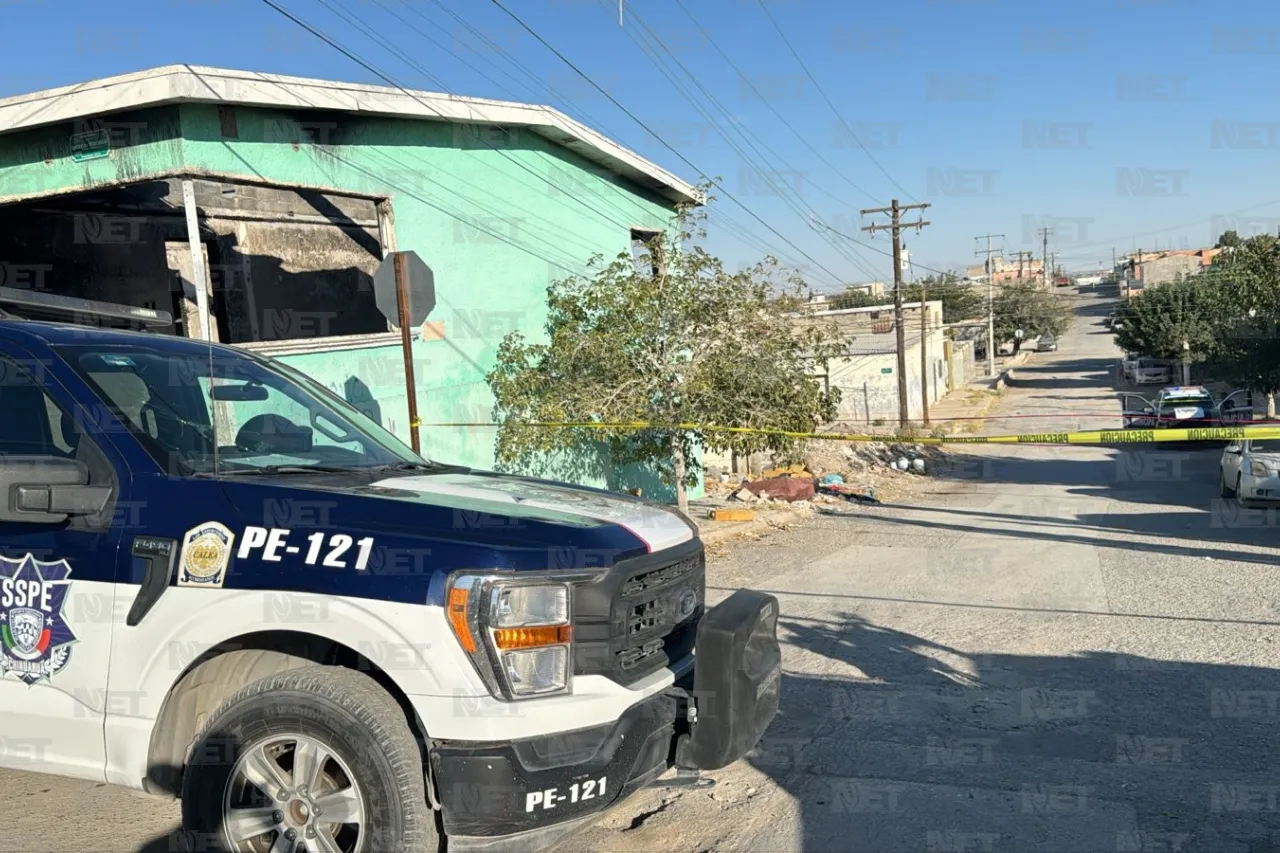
[363, 472, 696, 553]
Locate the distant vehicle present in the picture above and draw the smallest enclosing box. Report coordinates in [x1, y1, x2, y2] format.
[1131, 358, 1173, 385]
[1037, 335, 1058, 352]
[1221, 438, 1280, 503]
[1120, 352, 1140, 382]
[1122, 385, 1250, 429]
[1054, 276, 1071, 287]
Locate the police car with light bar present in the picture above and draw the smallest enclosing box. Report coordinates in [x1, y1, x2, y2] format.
[1120, 386, 1243, 430]
[0, 293, 781, 853]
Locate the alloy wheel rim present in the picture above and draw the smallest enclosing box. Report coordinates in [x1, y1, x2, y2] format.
[222, 732, 365, 853]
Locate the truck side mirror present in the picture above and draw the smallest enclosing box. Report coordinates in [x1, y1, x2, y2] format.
[0, 457, 111, 525]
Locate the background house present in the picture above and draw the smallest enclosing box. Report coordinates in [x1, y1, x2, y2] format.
[0, 65, 701, 498]
[797, 300, 949, 422]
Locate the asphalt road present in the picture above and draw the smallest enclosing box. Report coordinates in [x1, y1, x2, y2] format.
[569, 287, 1280, 853]
[6, 288, 1280, 852]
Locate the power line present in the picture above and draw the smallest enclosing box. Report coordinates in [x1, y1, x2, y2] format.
[863, 201, 930, 427]
[260, 0, 850, 289]
[813, 219, 957, 279]
[263, 0, 659, 239]
[754, 0, 914, 202]
[1027, 197, 1280, 256]
[484, 0, 849, 286]
[975, 233, 1003, 379]
[612, 2, 882, 282]
[669, 0, 879, 206]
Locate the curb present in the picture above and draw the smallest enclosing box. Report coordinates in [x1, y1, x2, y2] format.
[698, 506, 814, 546]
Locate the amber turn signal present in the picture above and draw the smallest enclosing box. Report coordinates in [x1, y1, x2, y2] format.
[447, 586, 477, 653]
[493, 624, 572, 650]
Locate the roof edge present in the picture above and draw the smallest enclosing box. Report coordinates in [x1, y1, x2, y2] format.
[0, 64, 702, 206]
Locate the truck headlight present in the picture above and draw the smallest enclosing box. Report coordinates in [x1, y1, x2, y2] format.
[1251, 460, 1271, 478]
[446, 573, 574, 700]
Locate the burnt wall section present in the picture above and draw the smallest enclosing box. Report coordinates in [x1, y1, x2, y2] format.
[191, 179, 385, 344]
[0, 178, 386, 342]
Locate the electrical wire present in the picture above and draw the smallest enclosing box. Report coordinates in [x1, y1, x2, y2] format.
[754, 0, 916, 203]
[387, 0, 845, 282]
[611, 1, 883, 282]
[813, 219, 959, 279]
[299, 0, 667, 234]
[670, 0, 882, 207]
[484, 0, 850, 287]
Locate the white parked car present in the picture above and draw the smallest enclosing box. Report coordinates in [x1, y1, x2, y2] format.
[1221, 438, 1280, 503]
[1131, 358, 1173, 385]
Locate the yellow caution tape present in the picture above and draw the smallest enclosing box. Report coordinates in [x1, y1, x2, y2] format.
[419, 421, 1280, 446]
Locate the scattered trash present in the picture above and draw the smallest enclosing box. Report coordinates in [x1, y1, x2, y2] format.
[743, 477, 815, 502]
[911, 458, 926, 473]
[820, 472, 845, 486]
[816, 482, 880, 505]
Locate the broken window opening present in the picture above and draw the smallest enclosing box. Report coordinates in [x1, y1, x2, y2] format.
[630, 228, 666, 278]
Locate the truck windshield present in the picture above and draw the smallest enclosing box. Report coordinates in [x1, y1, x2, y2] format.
[54, 344, 425, 476]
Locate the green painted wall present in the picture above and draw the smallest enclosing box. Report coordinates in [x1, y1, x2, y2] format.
[176, 104, 703, 502]
[0, 101, 702, 502]
[0, 106, 184, 203]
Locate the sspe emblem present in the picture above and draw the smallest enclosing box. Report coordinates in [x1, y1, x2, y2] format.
[0, 556, 77, 686]
[178, 522, 235, 588]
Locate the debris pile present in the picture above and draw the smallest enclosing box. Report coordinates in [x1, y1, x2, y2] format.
[702, 438, 945, 507]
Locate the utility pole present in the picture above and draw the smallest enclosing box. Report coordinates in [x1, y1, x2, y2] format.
[1011, 250, 1031, 280]
[975, 233, 1004, 378]
[1040, 227, 1053, 287]
[920, 275, 930, 426]
[863, 199, 931, 428]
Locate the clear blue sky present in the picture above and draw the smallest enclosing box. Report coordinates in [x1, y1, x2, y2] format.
[5, 0, 1280, 290]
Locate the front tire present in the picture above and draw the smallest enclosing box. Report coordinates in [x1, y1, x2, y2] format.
[181, 665, 438, 853]
[1221, 469, 1236, 498]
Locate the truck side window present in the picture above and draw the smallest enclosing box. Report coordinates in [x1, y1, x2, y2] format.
[0, 358, 79, 458]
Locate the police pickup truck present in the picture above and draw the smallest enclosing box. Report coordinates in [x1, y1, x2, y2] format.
[1121, 386, 1251, 431]
[0, 293, 781, 853]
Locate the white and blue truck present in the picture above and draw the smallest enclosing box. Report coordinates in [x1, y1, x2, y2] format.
[0, 289, 781, 853]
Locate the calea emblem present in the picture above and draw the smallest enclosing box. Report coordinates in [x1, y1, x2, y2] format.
[179, 522, 235, 588]
[0, 555, 76, 686]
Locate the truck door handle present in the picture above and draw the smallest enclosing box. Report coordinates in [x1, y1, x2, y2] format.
[128, 536, 178, 626]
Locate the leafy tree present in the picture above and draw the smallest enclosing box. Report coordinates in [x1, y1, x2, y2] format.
[827, 287, 882, 310]
[1113, 275, 1224, 364]
[992, 281, 1071, 349]
[1216, 229, 1242, 249]
[1205, 236, 1280, 415]
[487, 198, 845, 512]
[901, 273, 984, 323]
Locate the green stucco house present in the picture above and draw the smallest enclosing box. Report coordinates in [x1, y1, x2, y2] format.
[0, 65, 701, 500]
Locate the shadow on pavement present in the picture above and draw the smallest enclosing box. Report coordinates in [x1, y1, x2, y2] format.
[828, 502, 1280, 566]
[747, 613, 1280, 852]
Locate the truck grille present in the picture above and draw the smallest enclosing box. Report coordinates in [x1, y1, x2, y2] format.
[572, 540, 705, 687]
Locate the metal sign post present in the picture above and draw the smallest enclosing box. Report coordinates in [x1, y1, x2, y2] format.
[394, 252, 421, 454]
[373, 250, 436, 456]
